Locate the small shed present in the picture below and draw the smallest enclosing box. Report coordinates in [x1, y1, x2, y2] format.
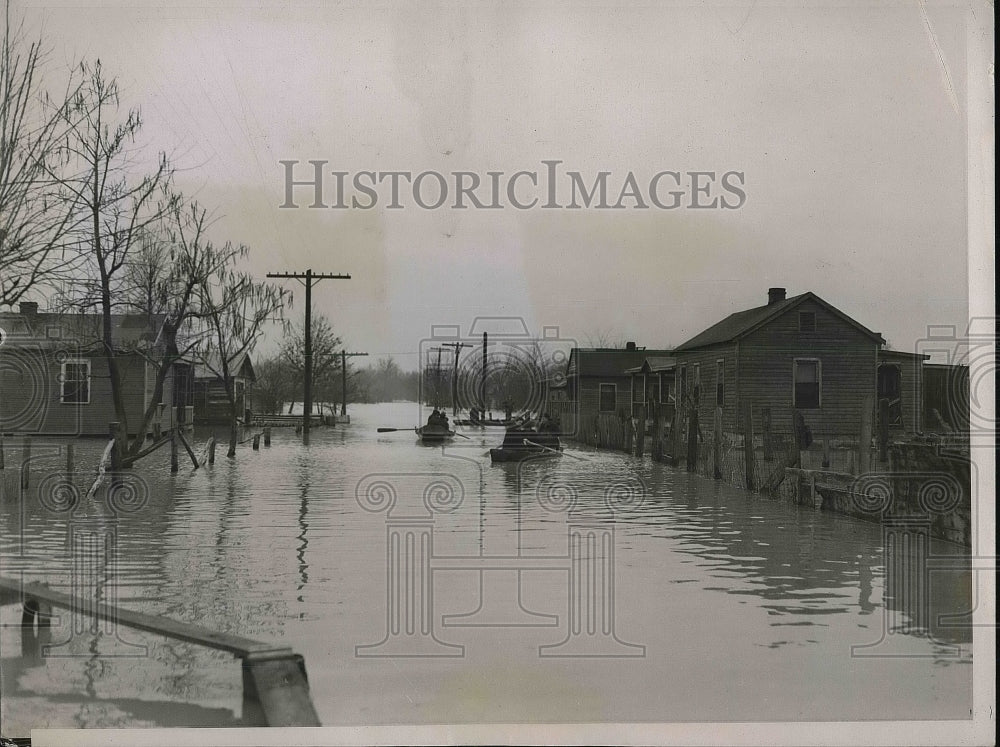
[193, 352, 256, 425]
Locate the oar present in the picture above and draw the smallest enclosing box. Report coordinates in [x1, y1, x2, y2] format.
[523, 439, 588, 461]
[377, 427, 472, 440]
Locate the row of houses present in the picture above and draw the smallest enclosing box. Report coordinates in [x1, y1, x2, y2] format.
[0, 303, 256, 436]
[552, 288, 969, 442]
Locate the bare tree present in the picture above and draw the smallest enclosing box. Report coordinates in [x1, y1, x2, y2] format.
[197, 262, 289, 457]
[278, 316, 342, 415]
[0, 1, 86, 305]
[55, 59, 175, 448]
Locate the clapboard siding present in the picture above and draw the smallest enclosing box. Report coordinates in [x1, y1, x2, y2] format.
[0, 351, 154, 436]
[736, 299, 878, 437]
[578, 377, 631, 423]
[674, 343, 739, 432]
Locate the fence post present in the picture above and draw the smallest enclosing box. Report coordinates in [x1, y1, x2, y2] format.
[170, 427, 179, 473]
[263, 426, 272, 447]
[208, 436, 217, 465]
[878, 398, 889, 463]
[672, 408, 685, 468]
[859, 394, 873, 475]
[21, 435, 31, 489]
[252, 434, 261, 451]
[713, 406, 723, 479]
[634, 404, 644, 457]
[686, 406, 699, 473]
[651, 401, 663, 462]
[762, 407, 773, 462]
[741, 400, 755, 491]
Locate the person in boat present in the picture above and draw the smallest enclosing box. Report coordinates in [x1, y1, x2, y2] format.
[426, 409, 443, 429]
[533, 413, 561, 450]
[501, 415, 531, 449]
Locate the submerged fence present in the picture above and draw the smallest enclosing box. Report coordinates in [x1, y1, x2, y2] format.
[554, 399, 896, 499]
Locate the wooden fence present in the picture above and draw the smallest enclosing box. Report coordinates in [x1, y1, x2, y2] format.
[554, 397, 894, 499]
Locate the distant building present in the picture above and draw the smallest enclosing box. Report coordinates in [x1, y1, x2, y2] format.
[562, 343, 674, 427]
[624, 356, 677, 418]
[671, 288, 914, 439]
[0, 302, 192, 437]
[193, 352, 256, 425]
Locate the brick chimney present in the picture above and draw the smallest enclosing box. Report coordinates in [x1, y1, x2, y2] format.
[19, 301, 39, 315]
[625, 341, 637, 351]
[767, 288, 786, 305]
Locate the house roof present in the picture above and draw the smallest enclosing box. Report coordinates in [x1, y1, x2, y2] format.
[624, 356, 677, 374]
[878, 349, 930, 361]
[674, 292, 884, 351]
[194, 351, 256, 382]
[566, 347, 673, 378]
[0, 309, 166, 350]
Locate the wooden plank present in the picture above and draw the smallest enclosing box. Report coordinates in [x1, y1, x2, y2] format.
[859, 394, 873, 474]
[686, 406, 699, 473]
[243, 656, 321, 726]
[713, 406, 723, 479]
[0, 577, 291, 658]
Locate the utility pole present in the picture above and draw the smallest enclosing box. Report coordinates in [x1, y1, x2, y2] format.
[266, 269, 351, 435]
[480, 332, 488, 415]
[429, 347, 446, 408]
[340, 350, 368, 416]
[442, 342, 471, 416]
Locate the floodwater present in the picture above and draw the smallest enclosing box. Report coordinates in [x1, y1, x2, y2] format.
[0, 403, 973, 734]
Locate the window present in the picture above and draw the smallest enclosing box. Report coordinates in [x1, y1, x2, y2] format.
[599, 383, 616, 412]
[793, 359, 821, 409]
[716, 359, 725, 407]
[45, 325, 62, 339]
[799, 311, 816, 332]
[61, 359, 91, 404]
[692, 364, 701, 403]
[679, 366, 687, 399]
[661, 378, 672, 404]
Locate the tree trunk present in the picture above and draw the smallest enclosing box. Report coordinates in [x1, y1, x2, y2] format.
[227, 380, 238, 458]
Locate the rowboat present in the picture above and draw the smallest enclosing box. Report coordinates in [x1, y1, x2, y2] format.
[416, 426, 455, 443]
[489, 444, 562, 463]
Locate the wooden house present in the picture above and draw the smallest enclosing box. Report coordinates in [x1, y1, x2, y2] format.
[0, 302, 192, 437]
[672, 288, 901, 441]
[561, 343, 674, 427]
[193, 352, 256, 425]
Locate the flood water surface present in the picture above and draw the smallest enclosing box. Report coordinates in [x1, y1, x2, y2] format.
[0, 403, 973, 733]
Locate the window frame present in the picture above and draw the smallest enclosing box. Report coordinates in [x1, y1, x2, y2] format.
[792, 358, 822, 409]
[598, 383, 617, 413]
[60, 358, 91, 405]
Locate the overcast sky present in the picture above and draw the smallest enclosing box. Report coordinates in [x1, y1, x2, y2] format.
[18, 0, 986, 368]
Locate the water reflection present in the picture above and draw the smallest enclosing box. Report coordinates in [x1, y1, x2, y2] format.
[0, 403, 974, 731]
